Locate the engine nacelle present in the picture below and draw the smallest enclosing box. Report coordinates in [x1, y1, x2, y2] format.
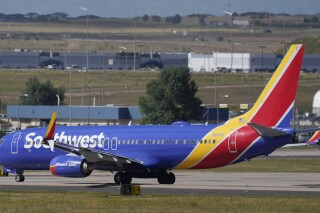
[50, 155, 93, 178]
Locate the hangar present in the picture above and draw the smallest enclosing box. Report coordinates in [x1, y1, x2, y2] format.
[0, 50, 319, 72]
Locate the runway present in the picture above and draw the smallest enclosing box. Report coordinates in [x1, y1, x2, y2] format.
[1, 171, 320, 196]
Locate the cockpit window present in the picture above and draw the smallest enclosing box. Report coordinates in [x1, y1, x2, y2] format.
[0, 138, 4, 145]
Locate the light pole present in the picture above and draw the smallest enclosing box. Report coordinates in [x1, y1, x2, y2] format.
[217, 95, 229, 124]
[69, 67, 72, 126]
[17, 93, 28, 130]
[214, 59, 217, 122]
[56, 94, 60, 106]
[119, 46, 128, 88]
[259, 45, 266, 72]
[235, 42, 244, 84]
[201, 104, 209, 124]
[100, 53, 105, 106]
[224, 10, 233, 72]
[87, 85, 91, 125]
[249, 58, 254, 109]
[133, 8, 137, 72]
[79, 6, 89, 106]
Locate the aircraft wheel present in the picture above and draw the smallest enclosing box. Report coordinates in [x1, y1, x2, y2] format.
[15, 175, 25, 182]
[167, 172, 175, 184]
[114, 172, 123, 185]
[121, 173, 132, 184]
[158, 172, 175, 184]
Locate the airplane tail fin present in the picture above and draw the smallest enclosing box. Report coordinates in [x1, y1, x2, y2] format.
[232, 44, 304, 128]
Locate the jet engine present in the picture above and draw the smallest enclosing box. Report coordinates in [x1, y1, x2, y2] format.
[49, 155, 93, 178]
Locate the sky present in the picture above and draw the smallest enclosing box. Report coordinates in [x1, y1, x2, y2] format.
[0, 0, 319, 18]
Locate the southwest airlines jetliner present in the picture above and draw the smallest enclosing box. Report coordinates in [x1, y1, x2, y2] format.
[0, 44, 319, 184]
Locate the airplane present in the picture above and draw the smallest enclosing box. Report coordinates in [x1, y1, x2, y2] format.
[0, 44, 319, 184]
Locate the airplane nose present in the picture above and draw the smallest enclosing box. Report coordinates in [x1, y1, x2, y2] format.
[0, 136, 6, 163]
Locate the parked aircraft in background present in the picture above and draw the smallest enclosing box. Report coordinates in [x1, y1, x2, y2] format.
[0, 44, 319, 184]
[307, 130, 320, 145]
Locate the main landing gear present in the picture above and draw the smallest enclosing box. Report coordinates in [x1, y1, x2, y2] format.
[114, 172, 132, 184]
[13, 170, 25, 182]
[113, 171, 176, 185]
[157, 172, 175, 184]
[15, 174, 25, 182]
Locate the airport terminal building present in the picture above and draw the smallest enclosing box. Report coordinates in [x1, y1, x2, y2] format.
[5, 105, 229, 130]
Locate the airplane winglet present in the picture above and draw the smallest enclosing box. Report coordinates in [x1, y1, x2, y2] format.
[42, 112, 57, 152]
[248, 122, 289, 138]
[44, 112, 57, 141]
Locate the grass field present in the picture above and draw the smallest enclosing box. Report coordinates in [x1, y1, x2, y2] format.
[1, 18, 320, 53]
[0, 70, 319, 113]
[0, 191, 319, 213]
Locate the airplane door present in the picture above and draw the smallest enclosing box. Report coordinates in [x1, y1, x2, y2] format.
[11, 132, 22, 154]
[228, 131, 238, 153]
[111, 137, 118, 150]
[103, 137, 109, 150]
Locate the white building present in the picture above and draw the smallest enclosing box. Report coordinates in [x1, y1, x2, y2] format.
[313, 91, 320, 116]
[233, 20, 249, 27]
[188, 52, 250, 72]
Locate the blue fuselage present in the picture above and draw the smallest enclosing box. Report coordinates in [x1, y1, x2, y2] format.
[0, 124, 294, 172]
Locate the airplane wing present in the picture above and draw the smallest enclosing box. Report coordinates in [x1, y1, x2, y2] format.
[52, 141, 141, 164]
[42, 112, 143, 170]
